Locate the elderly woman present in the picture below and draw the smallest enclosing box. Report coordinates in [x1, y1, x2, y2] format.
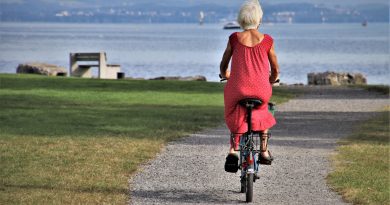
[220, 0, 280, 172]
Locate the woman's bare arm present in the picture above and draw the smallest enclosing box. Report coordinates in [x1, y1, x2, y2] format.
[220, 42, 233, 79]
[268, 44, 280, 83]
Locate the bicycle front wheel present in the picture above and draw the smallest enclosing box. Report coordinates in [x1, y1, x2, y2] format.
[246, 173, 254, 202]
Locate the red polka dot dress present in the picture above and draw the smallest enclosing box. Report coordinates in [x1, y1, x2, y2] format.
[224, 32, 276, 138]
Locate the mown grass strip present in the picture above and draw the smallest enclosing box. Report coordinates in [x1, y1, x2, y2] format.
[328, 108, 390, 205]
[0, 74, 295, 204]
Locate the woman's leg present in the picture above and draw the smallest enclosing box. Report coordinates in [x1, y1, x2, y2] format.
[259, 129, 273, 165]
[225, 133, 240, 173]
[261, 129, 270, 157]
[229, 133, 240, 153]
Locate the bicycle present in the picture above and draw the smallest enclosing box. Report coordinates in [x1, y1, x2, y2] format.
[235, 99, 275, 202]
[220, 75, 276, 203]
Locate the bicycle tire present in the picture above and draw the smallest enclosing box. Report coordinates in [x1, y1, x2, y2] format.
[246, 173, 254, 202]
[240, 175, 246, 193]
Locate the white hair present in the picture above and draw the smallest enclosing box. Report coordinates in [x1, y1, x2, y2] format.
[237, 0, 263, 30]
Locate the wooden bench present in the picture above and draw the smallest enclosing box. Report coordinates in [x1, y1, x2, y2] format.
[69, 52, 121, 79]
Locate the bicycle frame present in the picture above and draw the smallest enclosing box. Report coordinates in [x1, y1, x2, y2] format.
[238, 100, 261, 176]
[239, 132, 260, 177]
[232, 99, 275, 202]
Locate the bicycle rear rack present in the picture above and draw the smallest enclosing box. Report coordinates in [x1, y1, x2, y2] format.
[232, 132, 271, 152]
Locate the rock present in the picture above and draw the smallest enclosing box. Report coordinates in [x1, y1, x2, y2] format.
[126, 77, 145, 80]
[291, 83, 305, 86]
[149, 75, 207, 81]
[179, 75, 207, 81]
[150, 76, 179, 81]
[353, 73, 367, 85]
[307, 71, 367, 85]
[17, 62, 67, 76]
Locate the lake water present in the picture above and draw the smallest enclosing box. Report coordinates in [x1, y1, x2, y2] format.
[0, 23, 388, 84]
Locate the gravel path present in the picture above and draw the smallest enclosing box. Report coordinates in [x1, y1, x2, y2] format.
[129, 86, 388, 205]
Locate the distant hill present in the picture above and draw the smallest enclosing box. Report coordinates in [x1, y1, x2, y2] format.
[0, 0, 388, 23]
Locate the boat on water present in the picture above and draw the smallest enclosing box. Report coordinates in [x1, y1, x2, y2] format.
[199, 11, 204, 25]
[223, 21, 241, 30]
[362, 20, 368, 27]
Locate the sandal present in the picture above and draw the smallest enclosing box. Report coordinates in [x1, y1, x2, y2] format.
[258, 132, 274, 165]
[224, 153, 239, 173]
[258, 150, 274, 165]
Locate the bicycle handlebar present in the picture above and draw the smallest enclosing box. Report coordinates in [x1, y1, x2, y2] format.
[219, 74, 227, 82]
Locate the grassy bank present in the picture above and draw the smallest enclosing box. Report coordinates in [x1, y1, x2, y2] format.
[0, 74, 294, 204]
[328, 108, 390, 205]
[349, 84, 390, 95]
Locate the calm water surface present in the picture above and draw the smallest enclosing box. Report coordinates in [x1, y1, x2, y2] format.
[0, 23, 388, 84]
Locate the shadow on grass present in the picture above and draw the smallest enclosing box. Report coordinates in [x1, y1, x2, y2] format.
[343, 111, 389, 145]
[272, 111, 389, 149]
[289, 86, 389, 100]
[2, 183, 128, 195]
[349, 84, 390, 95]
[0, 93, 223, 139]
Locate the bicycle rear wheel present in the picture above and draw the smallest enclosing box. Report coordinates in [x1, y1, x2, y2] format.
[246, 173, 254, 202]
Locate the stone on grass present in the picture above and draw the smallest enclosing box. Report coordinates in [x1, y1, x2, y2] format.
[17, 62, 67, 76]
[149, 75, 207, 81]
[308, 71, 367, 85]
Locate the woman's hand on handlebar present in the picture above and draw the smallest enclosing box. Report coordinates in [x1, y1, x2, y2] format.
[219, 70, 230, 81]
[219, 74, 227, 82]
[271, 79, 280, 86]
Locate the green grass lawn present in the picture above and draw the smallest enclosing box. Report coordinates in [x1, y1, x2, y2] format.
[0, 74, 293, 204]
[328, 108, 390, 205]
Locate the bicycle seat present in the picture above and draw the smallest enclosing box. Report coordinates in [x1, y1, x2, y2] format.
[239, 98, 263, 108]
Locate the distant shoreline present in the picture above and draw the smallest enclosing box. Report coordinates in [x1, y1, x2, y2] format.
[1, 23, 388, 85]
